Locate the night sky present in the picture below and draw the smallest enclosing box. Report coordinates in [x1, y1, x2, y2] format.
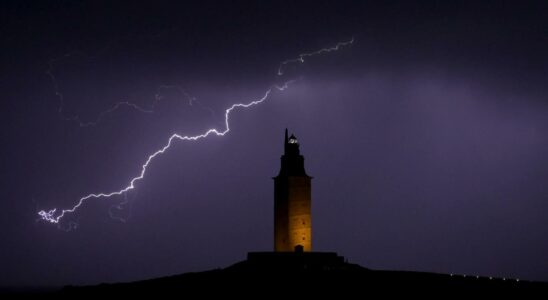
[2, 1, 548, 286]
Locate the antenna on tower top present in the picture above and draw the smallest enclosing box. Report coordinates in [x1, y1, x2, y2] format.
[284, 128, 289, 154]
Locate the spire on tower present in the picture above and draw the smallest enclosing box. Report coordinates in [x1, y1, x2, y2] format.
[284, 128, 289, 154]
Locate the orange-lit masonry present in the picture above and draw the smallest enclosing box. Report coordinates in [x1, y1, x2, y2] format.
[274, 129, 312, 252]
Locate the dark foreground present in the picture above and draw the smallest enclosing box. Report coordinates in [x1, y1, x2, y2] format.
[7, 252, 548, 295]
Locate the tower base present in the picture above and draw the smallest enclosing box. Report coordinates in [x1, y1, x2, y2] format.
[242, 252, 349, 272]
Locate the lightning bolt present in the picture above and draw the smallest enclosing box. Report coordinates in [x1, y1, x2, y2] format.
[47, 52, 212, 127]
[156, 84, 217, 120]
[49, 67, 218, 128]
[108, 193, 133, 223]
[46, 51, 157, 127]
[277, 37, 354, 76]
[38, 81, 294, 224]
[48, 38, 353, 127]
[38, 38, 354, 227]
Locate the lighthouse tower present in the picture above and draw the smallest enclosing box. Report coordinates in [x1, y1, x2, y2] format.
[274, 129, 312, 252]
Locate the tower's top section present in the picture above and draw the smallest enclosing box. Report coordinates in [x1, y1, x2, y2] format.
[277, 128, 309, 177]
[284, 128, 301, 156]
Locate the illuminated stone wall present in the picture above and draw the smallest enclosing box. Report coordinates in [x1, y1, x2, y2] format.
[274, 176, 311, 251]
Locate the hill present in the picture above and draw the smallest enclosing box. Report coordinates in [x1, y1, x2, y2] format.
[57, 252, 548, 295]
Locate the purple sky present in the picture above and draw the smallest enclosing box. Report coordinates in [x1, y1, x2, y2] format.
[2, 1, 548, 286]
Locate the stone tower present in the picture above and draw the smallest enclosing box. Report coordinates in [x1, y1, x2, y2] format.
[274, 129, 312, 252]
